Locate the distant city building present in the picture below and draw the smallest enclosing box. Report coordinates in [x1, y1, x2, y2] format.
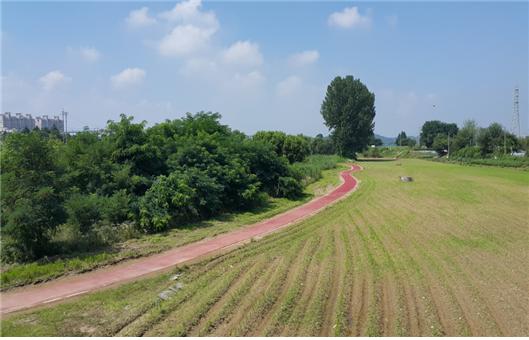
[1, 112, 64, 133]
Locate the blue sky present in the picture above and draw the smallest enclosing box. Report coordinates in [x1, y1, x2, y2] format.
[2, 1, 528, 137]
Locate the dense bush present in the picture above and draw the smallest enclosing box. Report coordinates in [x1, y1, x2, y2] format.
[139, 171, 199, 233]
[65, 194, 104, 234]
[103, 190, 132, 224]
[253, 131, 310, 163]
[1, 112, 320, 261]
[276, 176, 303, 199]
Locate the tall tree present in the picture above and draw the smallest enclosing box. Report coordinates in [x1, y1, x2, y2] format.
[1, 132, 65, 260]
[420, 120, 458, 148]
[321, 75, 376, 159]
[395, 131, 408, 146]
[452, 120, 479, 151]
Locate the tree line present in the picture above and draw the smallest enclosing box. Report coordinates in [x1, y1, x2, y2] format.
[0, 112, 339, 262]
[395, 119, 528, 157]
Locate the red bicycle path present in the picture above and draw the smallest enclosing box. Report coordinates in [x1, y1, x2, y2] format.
[0, 164, 362, 315]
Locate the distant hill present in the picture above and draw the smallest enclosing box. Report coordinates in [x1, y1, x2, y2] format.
[375, 134, 396, 146]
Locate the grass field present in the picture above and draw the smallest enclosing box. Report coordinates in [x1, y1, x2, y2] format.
[2, 159, 528, 336]
[0, 161, 347, 291]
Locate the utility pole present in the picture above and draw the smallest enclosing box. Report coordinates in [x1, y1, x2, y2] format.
[447, 133, 450, 159]
[504, 131, 507, 155]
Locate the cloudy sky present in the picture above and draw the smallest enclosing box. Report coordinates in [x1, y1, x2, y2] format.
[2, 1, 528, 137]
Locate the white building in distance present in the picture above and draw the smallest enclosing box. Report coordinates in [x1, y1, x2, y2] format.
[1, 112, 64, 132]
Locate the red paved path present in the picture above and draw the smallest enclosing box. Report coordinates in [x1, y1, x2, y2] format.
[0, 164, 362, 315]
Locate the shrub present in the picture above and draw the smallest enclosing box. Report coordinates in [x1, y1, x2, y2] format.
[2, 188, 64, 261]
[282, 135, 310, 163]
[452, 146, 481, 159]
[363, 147, 382, 158]
[242, 139, 295, 197]
[292, 155, 344, 186]
[277, 176, 303, 199]
[139, 171, 197, 233]
[103, 190, 132, 224]
[65, 194, 104, 234]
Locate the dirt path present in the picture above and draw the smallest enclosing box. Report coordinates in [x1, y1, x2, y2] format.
[0, 164, 362, 315]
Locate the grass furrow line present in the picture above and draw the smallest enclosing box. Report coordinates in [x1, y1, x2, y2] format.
[365, 198, 479, 335]
[320, 227, 347, 336]
[361, 199, 460, 336]
[298, 229, 336, 336]
[279, 227, 330, 336]
[116, 245, 266, 336]
[146, 261, 252, 336]
[333, 226, 355, 336]
[228, 238, 308, 336]
[262, 235, 321, 335]
[248, 236, 317, 336]
[193, 258, 274, 336]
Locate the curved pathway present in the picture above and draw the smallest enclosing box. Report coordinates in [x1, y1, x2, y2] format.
[0, 164, 362, 315]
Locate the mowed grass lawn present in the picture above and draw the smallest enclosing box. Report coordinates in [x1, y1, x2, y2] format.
[2, 159, 528, 336]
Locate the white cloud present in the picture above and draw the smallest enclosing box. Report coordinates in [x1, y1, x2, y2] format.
[180, 57, 218, 76]
[159, 0, 218, 30]
[126, 7, 156, 28]
[79, 47, 101, 62]
[328, 7, 371, 29]
[156, 0, 220, 58]
[158, 24, 216, 57]
[110, 68, 146, 89]
[288, 50, 319, 67]
[222, 41, 263, 68]
[276, 75, 302, 96]
[39, 70, 71, 91]
[234, 70, 265, 87]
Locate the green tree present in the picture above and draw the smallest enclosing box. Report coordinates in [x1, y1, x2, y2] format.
[60, 131, 116, 195]
[432, 133, 449, 155]
[477, 123, 519, 156]
[253, 131, 310, 163]
[452, 120, 479, 152]
[282, 135, 310, 163]
[420, 120, 458, 148]
[139, 171, 197, 233]
[310, 134, 336, 154]
[395, 131, 417, 148]
[520, 136, 529, 154]
[241, 139, 299, 197]
[395, 131, 407, 146]
[253, 131, 287, 157]
[106, 114, 163, 181]
[321, 75, 376, 159]
[103, 190, 132, 224]
[65, 194, 104, 234]
[1, 132, 65, 260]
